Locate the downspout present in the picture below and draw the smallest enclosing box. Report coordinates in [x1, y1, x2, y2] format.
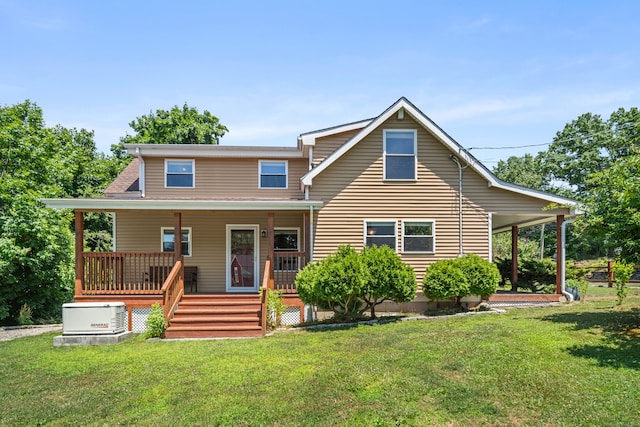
[560, 218, 575, 302]
[309, 205, 314, 263]
[308, 147, 313, 171]
[449, 155, 464, 257]
[136, 147, 146, 198]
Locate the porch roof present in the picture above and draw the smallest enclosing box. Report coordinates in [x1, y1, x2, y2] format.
[42, 197, 324, 211]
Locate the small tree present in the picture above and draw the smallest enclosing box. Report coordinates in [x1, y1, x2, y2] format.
[423, 260, 469, 307]
[360, 245, 417, 318]
[455, 254, 500, 298]
[612, 261, 635, 305]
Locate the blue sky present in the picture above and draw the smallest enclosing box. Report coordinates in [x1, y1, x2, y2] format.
[1, 0, 639, 166]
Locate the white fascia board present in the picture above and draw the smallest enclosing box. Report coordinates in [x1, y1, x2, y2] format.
[125, 144, 303, 158]
[298, 119, 373, 146]
[42, 198, 323, 211]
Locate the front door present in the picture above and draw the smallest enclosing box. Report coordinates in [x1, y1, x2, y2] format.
[226, 225, 259, 292]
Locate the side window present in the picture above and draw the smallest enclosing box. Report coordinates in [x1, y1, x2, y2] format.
[161, 227, 192, 257]
[259, 160, 288, 188]
[384, 130, 417, 180]
[402, 221, 435, 253]
[364, 221, 396, 250]
[165, 160, 194, 188]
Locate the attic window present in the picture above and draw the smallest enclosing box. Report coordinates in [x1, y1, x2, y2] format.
[384, 130, 417, 181]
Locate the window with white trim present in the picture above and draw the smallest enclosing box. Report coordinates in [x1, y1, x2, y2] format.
[161, 227, 192, 257]
[259, 160, 288, 188]
[365, 221, 396, 250]
[402, 221, 435, 253]
[274, 228, 299, 271]
[165, 160, 194, 188]
[384, 130, 417, 180]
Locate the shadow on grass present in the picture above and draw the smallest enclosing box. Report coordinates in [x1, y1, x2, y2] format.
[542, 308, 640, 370]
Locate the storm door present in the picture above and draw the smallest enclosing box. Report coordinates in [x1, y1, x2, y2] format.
[226, 225, 259, 292]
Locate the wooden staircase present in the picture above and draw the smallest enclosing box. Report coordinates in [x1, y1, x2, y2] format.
[164, 294, 264, 339]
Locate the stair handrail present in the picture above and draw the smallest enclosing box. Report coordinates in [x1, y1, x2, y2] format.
[162, 258, 185, 323]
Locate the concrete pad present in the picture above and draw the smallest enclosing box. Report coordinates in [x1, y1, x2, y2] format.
[53, 331, 133, 347]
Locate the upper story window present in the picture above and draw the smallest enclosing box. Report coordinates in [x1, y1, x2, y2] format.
[384, 130, 417, 181]
[259, 160, 288, 189]
[364, 220, 396, 250]
[402, 220, 435, 253]
[161, 227, 192, 257]
[165, 160, 194, 188]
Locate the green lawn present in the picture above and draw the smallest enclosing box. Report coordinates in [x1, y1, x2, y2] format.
[1, 299, 639, 426]
[586, 283, 640, 298]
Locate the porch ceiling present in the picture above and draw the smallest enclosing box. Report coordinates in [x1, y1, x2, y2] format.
[492, 213, 577, 234]
[42, 198, 324, 211]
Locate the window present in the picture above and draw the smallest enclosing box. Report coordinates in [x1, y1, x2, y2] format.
[402, 221, 435, 253]
[384, 130, 417, 180]
[259, 161, 287, 188]
[161, 227, 192, 257]
[274, 228, 299, 271]
[165, 160, 194, 188]
[365, 221, 396, 250]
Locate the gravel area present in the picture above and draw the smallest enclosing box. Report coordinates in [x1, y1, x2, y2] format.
[0, 324, 62, 342]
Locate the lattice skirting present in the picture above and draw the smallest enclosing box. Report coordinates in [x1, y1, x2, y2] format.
[271, 305, 311, 326]
[130, 307, 152, 333]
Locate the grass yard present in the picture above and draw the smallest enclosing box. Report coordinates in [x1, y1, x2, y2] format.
[1, 299, 639, 426]
[586, 282, 640, 298]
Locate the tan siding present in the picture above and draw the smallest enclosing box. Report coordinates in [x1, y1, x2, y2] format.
[116, 210, 305, 293]
[310, 115, 494, 282]
[312, 129, 361, 165]
[144, 157, 307, 199]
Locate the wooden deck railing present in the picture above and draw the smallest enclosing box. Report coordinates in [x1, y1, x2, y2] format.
[162, 259, 184, 322]
[81, 252, 175, 295]
[272, 251, 306, 294]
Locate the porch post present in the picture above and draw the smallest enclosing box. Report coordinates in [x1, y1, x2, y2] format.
[74, 210, 84, 297]
[173, 212, 182, 263]
[511, 225, 518, 287]
[556, 214, 564, 294]
[267, 212, 274, 263]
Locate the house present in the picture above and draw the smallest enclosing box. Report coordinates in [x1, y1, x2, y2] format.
[44, 97, 580, 338]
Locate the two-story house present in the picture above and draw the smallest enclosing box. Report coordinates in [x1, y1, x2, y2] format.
[44, 97, 580, 338]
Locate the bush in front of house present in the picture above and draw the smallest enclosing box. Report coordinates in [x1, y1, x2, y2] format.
[360, 245, 417, 318]
[144, 303, 166, 339]
[455, 253, 501, 298]
[296, 245, 417, 320]
[422, 259, 469, 306]
[423, 254, 501, 306]
[296, 245, 369, 320]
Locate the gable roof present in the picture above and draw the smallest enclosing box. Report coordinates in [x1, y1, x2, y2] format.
[104, 158, 140, 197]
[300, 97, 579, 210]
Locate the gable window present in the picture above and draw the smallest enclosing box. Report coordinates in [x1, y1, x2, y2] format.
[165, 160, 194, 188]
[384, 130, 417, 180]
[365, 221, 396, 250]
[402, 220, 435, 253]
[161, 227, 192, 257]
[259, 160, 287, 188]
[274, 228, 299, 271]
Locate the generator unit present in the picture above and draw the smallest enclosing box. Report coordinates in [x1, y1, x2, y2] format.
[62, 302, 126, 335]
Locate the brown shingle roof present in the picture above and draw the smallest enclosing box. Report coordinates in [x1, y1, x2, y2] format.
[104, 158, 140, 197]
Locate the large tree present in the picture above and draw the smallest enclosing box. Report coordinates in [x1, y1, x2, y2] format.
[112, 103, 228, 160]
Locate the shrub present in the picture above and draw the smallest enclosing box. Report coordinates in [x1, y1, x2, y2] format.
[267, 289, 287, 330]
[613, 261, 635, 305]
[454, 254, 500, 298]
[17, 304, 33, 326]
[360, 245, 417, 318]
[423, 259, 469, 306]
[296, 245, 369, 320]
[565, 278, 589, 302]
[296, 245, 417, 320]
[143, 303, 166, 339]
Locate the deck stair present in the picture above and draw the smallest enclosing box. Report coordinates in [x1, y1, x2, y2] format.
[164, 294, 263, 338]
